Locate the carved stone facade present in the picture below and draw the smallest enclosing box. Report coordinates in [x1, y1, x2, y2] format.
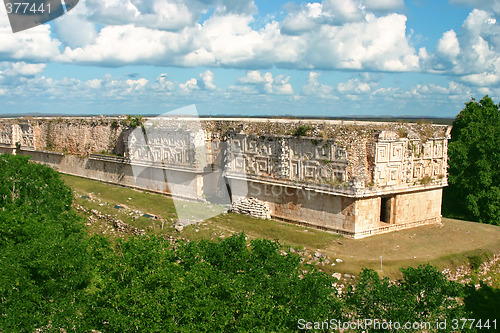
[226, 134, 348, 186]
[0, 122, 35, 149]
[374, 131, 448, 187]
[0, 117, 451, 238]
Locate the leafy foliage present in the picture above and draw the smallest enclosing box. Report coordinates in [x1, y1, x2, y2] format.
[464, 282, 500, 332]
[0, 154, 90, 332]
[0, 154, 72, 215]
[0, 154, 487, 332]
[345, 265, 469, 332]
[82, 234, 343, 332]
[444, 96, 500, 225]
[292, 125, 313, 137]
[124, 115, 144, 128]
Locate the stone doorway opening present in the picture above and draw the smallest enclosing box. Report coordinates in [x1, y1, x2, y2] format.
[380, 196, 394, 223]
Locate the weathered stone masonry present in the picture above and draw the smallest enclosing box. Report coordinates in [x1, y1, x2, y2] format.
[0, 117, 451, 239]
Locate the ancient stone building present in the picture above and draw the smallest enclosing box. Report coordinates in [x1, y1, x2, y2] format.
[0, 117, 451, 238]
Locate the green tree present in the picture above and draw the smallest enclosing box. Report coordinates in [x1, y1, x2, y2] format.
[0, 154, 72, 216]
[444, 96, 500, 225]
[0, 154, 90, 332]
[345, 265, 470, 332]
[82, 233, 344, 332]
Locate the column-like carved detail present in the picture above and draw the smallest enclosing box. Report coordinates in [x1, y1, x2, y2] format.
[277, 137, 290, 179]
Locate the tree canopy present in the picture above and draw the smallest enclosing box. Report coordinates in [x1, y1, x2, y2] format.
[0, 153, 493, 332]
[444, 96, 500, 225]
[0, 154, 91, 331]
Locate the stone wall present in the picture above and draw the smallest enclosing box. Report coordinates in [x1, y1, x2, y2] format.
[393, 188, 443, 224]
[0, 116, 451, 238]
[17, 149, 204, 201]
[228, 178, 357, 235]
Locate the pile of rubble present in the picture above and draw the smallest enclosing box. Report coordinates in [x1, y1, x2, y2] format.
[442, 253, 500, 288]
[231, 197, 271, 220]
[75, 205, 146, 236]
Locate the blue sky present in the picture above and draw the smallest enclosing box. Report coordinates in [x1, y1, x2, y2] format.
[0, 0, 499, 117]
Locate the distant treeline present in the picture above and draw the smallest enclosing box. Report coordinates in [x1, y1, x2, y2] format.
[0, 113, 455, 125]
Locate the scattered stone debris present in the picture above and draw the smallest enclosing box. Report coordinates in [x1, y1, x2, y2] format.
[231, 197, 271, 220]
[332, 273, 342, 280]
[442, 253, 500, 288]
[75, 205, 145, 236]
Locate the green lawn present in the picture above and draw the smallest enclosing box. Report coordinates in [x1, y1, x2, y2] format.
[61, 174, 500, 280]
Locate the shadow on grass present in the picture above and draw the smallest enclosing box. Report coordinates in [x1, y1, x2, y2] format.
[465, 283, 500, 332]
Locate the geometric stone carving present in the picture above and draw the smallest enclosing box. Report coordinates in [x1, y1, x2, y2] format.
[376, 143, 390, 163]
[374, 138, 448, 186]
[226, 134, 348, 186]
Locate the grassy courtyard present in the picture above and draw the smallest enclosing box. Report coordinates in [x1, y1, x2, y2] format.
[62, 174, 500, 281]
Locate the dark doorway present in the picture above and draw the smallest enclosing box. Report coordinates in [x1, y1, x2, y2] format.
[380, 197, 390, 223]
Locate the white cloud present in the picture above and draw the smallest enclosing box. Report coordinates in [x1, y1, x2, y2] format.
[0, 0, 423, 74]
[281, 2, 323, 35]
[322, 0, 365, 23]
[425, 9, 500, 86]
[6, 0, 500, 95]
[179, 78, 199, 93]
[228, 85, 258, 94]
[153, 74, 176, 91]
[370, 80, 474, 102]
[306, 13, 420, 71]
[408, 81, 473, 100]
[236, 70, 294, 95]
[0, 4, 61, 62]
[237, 70, 268, 84]
[53, 10, 98, 48]
[337, 73, 379, 94]
[84, 0, 196, 31]
[198, 70, 217, 90]
[301, 72, 335, 97]
[461, 71, 500, 86]
[57, 24, 196, 65]
[126, 78, 149, 93]
[81, 0, 257, 31]
[436, 30, 460, 62]
[0, 62, 46, 77]
[282, 0, 405, 35]
[86, 79, 102, 89]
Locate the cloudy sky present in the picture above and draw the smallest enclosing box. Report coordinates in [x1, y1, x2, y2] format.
[0, 0, 499, 117]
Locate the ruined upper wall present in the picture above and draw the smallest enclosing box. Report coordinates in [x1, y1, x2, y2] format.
[0, 117, 131, 156]
[0, 116, 451, 195]
[218, 118, 451, 194]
